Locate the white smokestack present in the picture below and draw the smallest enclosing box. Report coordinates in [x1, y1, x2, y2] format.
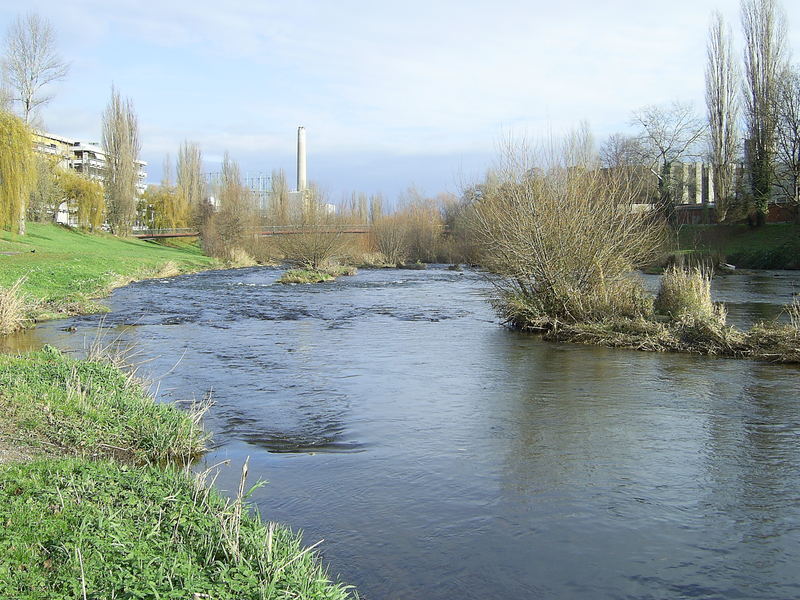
[297, 126, 307, 192]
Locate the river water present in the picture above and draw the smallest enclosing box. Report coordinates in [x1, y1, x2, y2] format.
[5, 267, 800, 599]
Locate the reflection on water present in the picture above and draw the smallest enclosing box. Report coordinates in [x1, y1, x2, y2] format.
[5, 266, 800, 599]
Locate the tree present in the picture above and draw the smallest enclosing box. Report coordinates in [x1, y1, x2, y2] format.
[631, 102, 706, 222]
[177, 141, 203, 228]
[268, 168, 289, 224]
[214, 152, 256, 258]
[1, 13, 68, 124]
[0, 110, 35, 233]
[705, 11, 740, 222]
[102, 86, 140, 236]
[741, 0, 788, 225]
[27, 154, 61, 222]
[56, 169, 104, 230]
[776, 64, 800, 212]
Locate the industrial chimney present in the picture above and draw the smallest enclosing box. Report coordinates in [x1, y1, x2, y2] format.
[297, 126, 307, 192]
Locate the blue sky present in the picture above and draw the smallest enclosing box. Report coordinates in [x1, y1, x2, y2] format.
[3, 0, 800, 204]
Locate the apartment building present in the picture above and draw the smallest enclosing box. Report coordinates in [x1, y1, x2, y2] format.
[32, 130, 147, 194]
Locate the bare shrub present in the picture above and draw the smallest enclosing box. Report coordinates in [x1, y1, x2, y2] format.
[278, 200, 348, 270]
[472, 129, 666, 325]
[372, 214, 409, 265]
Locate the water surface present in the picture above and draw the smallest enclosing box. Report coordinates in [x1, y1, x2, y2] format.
[6, 267, 800, 599]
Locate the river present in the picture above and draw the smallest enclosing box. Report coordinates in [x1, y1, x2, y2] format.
[5, 267, 800, 599]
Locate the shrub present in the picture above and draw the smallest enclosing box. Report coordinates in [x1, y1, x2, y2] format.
[654, 266, 726, 326]
[472, 130, 666, 325]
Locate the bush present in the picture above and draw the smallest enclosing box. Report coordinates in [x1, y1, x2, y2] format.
[472, 130, 666, 325]
[654, 266, 726, 326]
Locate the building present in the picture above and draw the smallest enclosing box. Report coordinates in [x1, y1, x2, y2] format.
[32, 130, 148, 194]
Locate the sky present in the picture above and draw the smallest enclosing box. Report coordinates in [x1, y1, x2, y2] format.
[2, 0, 800, 205]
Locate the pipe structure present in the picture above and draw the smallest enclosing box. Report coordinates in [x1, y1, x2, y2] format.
[297, 126, 307, 192]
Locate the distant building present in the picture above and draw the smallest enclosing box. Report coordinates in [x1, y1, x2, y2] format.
[32, 130, 148, 195]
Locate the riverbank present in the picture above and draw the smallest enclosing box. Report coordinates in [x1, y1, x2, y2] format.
[675, 223, 800, 269]
[0, 223, 218, 330]
[0, 347, 353, 599]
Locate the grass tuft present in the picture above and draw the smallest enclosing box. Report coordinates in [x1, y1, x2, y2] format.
[655, 266, 725, 326]
[0, 277, 34, 336]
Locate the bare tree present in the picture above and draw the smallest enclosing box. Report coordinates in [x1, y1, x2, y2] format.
[776, 64, 800, 211]
[600, 133, 641, 169]
[705, 10, 740, 222]
[268, 168, 289, 224]
[631, 101, 706, 221]
[177, 140, 204, 227]
[102, 86, 141, 236]
[1, 13, 69, 124]
[741, 0, 788, 225]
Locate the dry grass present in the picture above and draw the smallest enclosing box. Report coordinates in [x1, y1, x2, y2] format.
[788, 296, 800, 330]
[0, 277, 33, 335]
[655, 266, 726, 326]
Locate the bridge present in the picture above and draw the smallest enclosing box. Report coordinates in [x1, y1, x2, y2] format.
[133, 224, 372, 239]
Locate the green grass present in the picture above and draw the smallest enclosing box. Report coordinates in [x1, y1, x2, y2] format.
[0, 346, 207, 464]
[0, 223, 216, 318]
[676, 223, 800, 269]
[278, 269, 335, 284]
[0, 458, 354, 599]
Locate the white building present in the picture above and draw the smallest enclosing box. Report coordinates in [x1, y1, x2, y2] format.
[33, 130, 148, 194]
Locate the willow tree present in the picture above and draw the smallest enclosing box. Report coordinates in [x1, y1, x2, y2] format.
[705, 11, 739, 221]
[177, 140, 203, 228]
[102, 86, 140, 236]
[741, 0, 788, 225]
[57, 168, 104, 230]
[0, 110, 35, 233]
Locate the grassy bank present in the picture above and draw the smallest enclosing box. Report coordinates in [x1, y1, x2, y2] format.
[676, 223, 800, 269]
[0, 346, 207, 463]
[0, 348, 353, 598]
[0, 223, 217, 326]
[0, 459, 353, 599]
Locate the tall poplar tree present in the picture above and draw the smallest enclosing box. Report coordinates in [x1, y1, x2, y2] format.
[741, 0, 788, 225]
[101, 86, 140, 236]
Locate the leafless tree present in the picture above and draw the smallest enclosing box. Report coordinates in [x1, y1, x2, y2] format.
[600, 133, 641, 169]
[278, 188, 348, 270]
[776, 64, 800, 211]
[1, 13, 68, 124]
[741, 0, 788, 224]
[177, 140, 204, 227]
[705, 10, 740, 222]
[631, 101, 706, 221]
[102, 85, 141, 236]
[268, 168, 289, 224]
